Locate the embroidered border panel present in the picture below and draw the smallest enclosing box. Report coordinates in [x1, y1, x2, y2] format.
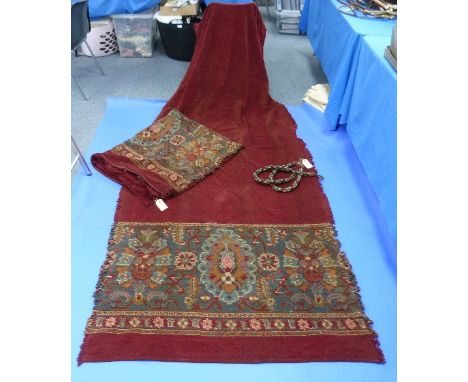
[85, 222, 377, 338]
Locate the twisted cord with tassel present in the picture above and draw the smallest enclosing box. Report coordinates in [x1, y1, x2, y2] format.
[253, 159, 321, 193]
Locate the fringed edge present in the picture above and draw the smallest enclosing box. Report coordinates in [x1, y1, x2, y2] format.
[281, 104, 385, 363]
[77, 332, 90, 366]
[113, 188, 124, 221]
[77, 222, 119, 366]
[330, 227, 386, 364]
[279, 104, 336, 226]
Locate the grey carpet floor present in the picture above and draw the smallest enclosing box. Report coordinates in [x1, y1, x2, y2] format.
[71, 6, 327, 175]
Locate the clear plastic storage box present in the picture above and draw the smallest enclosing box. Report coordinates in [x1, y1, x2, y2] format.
[112, 8, 157, 57]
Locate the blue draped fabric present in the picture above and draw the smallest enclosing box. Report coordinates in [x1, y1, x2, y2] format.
[346, 35, 396, 242]
[298, 0, 309, 33]
[72, 0, 160, 20]
[301, 0, 396, 242]
[72, 0, 254, 19]
[303, 0, 394, 127]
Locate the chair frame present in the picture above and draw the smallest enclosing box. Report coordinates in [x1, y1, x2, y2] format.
[71, 0, 105, 101]
[71, 135, 92, 176]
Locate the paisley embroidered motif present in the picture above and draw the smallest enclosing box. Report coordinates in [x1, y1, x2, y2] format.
[198, 228, 257, 304]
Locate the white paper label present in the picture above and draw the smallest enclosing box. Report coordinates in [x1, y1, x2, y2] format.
[155, 199, 168, 211]
[302, 159, 313, 169]
[177, 25, 182, 28]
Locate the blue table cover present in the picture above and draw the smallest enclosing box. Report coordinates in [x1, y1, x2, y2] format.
[298, 0, 309, 33]
[346, 35, 396, 242]
[72, 0, 160, 20]
[77, 0, 252, 18]
[302, 0, 394, 127]
[301, 0, 396, 242]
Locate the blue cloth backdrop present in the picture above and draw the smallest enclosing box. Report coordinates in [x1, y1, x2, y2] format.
[301, 0, 396, 242]
[298, 0, 309, 33]
[72, 0, 160, 20]
[78, 0, 252, 18]
[302, 0, 394, 127]
[345, 35, 396, 242]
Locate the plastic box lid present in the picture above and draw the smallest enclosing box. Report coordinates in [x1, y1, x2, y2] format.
[112, 7, 156, 19]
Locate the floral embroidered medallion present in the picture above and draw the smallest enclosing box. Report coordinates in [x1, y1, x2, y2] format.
[110, 109, 242, 192]
[198, 228, 257, 304]
[86, 222, 375, 337]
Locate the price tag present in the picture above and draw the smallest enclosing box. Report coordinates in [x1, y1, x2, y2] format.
[302, 158, 313, 169]
[155, 199, 168, 211]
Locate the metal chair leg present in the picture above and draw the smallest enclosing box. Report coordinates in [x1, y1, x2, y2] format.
[84, 40, 105, 76]
[71, 136, 92, 176]
[71, 73, 88, 101]
[266, 0, 273, 21]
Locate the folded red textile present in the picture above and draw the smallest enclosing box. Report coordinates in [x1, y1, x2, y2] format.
[91, 108, 243, 205]
[79, 3, 384, 364]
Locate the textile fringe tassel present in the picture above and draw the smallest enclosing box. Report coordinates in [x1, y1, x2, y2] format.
[282, 106, 336, 226]
[328, 229, 386, 364]
[78, 222, 118, 366]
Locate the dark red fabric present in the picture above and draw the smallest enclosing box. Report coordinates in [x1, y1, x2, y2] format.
[79, 3, 383, 364]
[79, 333, 384, 365]
[91, 152, 174, 206]
[114, 3, 333, 224]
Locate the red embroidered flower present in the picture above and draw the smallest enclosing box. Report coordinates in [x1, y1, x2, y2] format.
[169, 134, 186, 146]
[152, 317, 164, 329]
[104, 316, 117, 327]
[258, 253, 280, 271]
[175, 252, 196, 270]
[249, 319, 262, 331]
[345, 318, 357, 330]
[220, 255, 235, 272]
[149, 124, 161, 133]
[187, 147, 207, 162]
[134, 292, 144, 304]
[131, 263, 153, 280]
[131, 252, 155, 280]
[201, 318, 213, 330]
[298, 255, 323, 282]
[297, 319, 310, 330]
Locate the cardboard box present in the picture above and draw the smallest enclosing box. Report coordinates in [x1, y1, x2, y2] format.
[159, 3, 199, 17]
